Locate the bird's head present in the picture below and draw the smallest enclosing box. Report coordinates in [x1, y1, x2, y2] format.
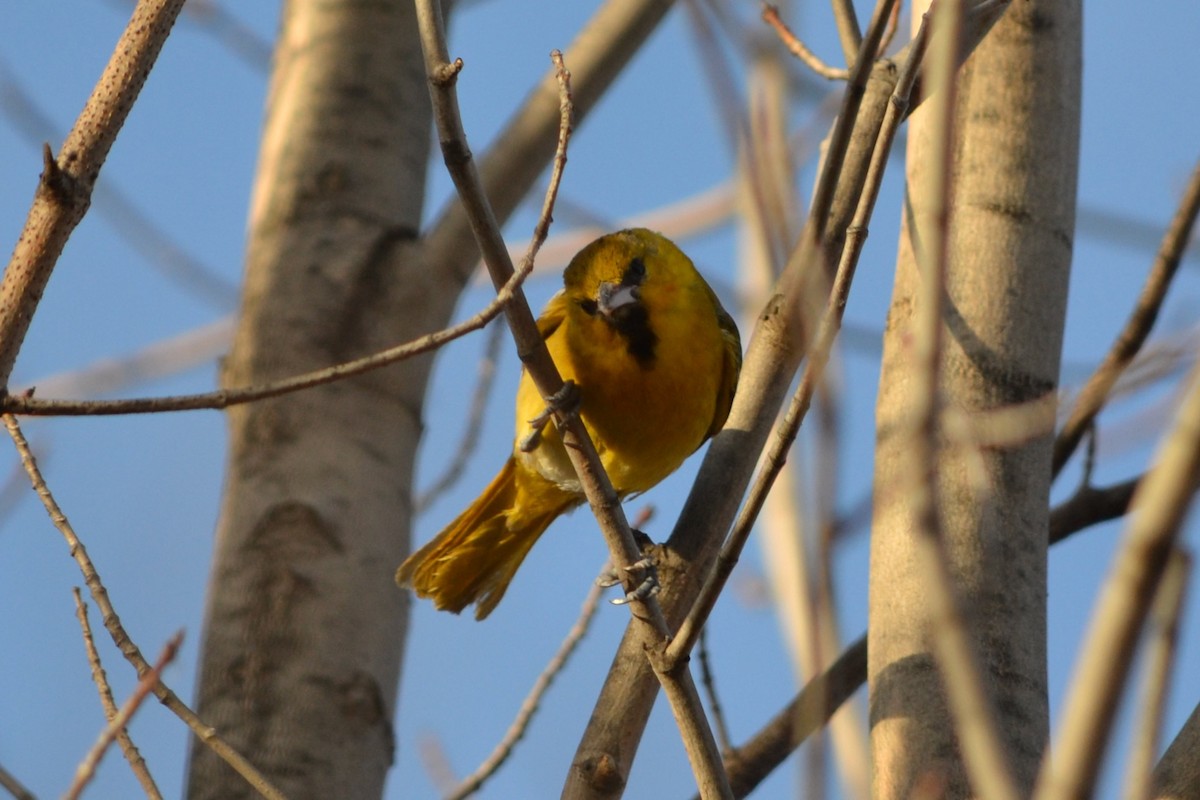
[562, 228, 686, 363]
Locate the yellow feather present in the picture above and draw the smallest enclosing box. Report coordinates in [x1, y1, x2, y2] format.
[397, 228, 741, 619]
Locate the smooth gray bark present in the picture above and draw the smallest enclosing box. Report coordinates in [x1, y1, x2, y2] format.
[869, 1, 1081, 796]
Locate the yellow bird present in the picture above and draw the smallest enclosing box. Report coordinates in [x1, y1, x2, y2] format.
[397, 228, 741, 619]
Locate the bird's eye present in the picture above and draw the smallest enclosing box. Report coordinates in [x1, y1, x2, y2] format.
[578, 298, 599, 316]
[622, 257, 647, 286]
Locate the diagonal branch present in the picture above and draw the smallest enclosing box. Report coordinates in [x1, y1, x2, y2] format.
[763, 4, 850, 81]
[447, 569, 607, 800]
[1052, 155, 1200, 477]
[0, 248, 533, 417]
[0, 0, 187, 387]
[705, 635, 868, 800]
[3, 414, 288, 800]
[64, 632, 182, 800]
[420, 0, 680, 287]
[1122, 549, 1190, 800]
[1035, 357, 1200, 799]
[413, 3, 732, 793]
[564, 4, 1013, 798]
[72, 589, 162, 800]
[668, 1, 926, 666]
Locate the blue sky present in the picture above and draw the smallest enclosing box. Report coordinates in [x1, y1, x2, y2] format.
[2, 1, 1199, 798]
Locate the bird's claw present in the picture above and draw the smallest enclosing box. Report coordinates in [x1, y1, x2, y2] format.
[519, 381, 580, 453]
[599, 555, 660, 605]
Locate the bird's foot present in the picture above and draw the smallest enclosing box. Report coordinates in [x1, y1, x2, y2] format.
[519, 380, 580, 453]
[598, 531, 660, 605]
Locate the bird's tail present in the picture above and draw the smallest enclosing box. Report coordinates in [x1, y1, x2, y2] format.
[397, 458, 576, 619]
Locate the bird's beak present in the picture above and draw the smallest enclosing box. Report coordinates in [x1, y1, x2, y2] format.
[597, 281, 639, 317]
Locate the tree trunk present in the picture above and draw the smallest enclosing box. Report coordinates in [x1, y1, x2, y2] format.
[186, 1, 440, 797]
[868, 1, 1080, 797]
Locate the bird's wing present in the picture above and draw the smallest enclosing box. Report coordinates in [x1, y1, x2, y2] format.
[535, 290, 569, 341]
[706, 296, 743, 440]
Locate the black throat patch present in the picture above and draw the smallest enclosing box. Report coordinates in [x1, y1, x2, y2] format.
[610, 303, 657, 366]
[577, 256, 659, 366]
[614, 256, 656, 364]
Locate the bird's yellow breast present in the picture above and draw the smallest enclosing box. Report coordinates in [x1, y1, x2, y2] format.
[514, 270, 728, 497]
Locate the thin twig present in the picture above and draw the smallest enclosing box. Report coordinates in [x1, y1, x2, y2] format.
[64, 632, 182, 800]
[417, 735, 459, 798]
[1049, 475, 1140, 545]
[683, 0, 747, 155]
[762, 4, 850, 81]
[696, 627, 734, 757]
[0, 0, 188, 387]
[571, 2, 1011, 795]
[830, 0, 864, 65]
[1053, 155, 1200, 477]
[878, 0, 904, 55]
[0, 763, 35, 800]
[2, 414, 287, 800]
[1, 263, 532, 417]
[1122, 549, 1190, 800]
[415, 319, 504, 514]
[416, 5, 731, 791]
[1034, 357, 1200, 800]
[669, 0, 912, 665]
[447, 570, 607, 800]
[712, 635, 868, 800]
[419, 0, 681, 290]
[72, 589, 162, 800]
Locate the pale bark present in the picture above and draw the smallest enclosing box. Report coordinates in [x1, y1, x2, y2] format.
[868, 1, 1080, 797]
[562, 4, 1010, 797]
[1154, 703, 1200, 800]
[186, 2, 436, 797]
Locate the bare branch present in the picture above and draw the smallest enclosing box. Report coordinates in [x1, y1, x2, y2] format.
[878, 0, 905, 55]
[2, 414, 288, 800]
[64, 632, 182, 800]
[1123, 550, 1190, 800]
[413, 6, 729, 793]
[1049, 476, 1139, 545]
[447, 570, 606, 800]
[1153, 703, 1200, 799]
[762, 4, 850, 81]
[1035, 358, 1200, 800]
[0, 0, 187, 387]
[830, 0, 864, 65]
[1, 266, 529, 416]
[696, 627, 735, 757]
[0, 763, 35, 800]
[72, 589, 162, 800]
[715, 635, 868, 800]
[1053, 155, 1200, 476]
[669, 0, 916, 666]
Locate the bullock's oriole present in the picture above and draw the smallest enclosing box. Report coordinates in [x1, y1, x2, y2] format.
[397, 228, 741, 619]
